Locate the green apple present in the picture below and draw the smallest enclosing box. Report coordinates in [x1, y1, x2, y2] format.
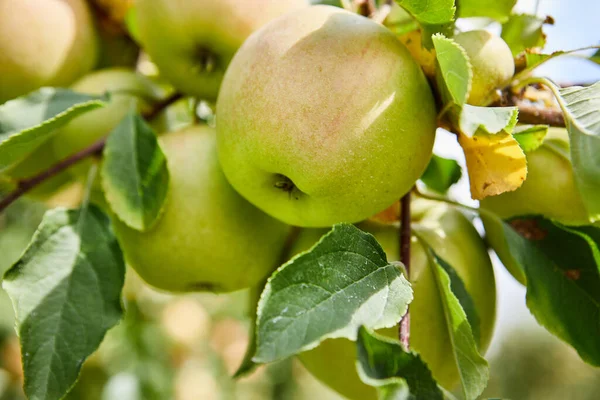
[0, 0, 98, 104]
[454, 30, 515, 106]
[112, 125, 291, 293]
[481, 128, 590, 285]
[291, 202, 497, 399]
[53, 68, 163, 179]
[217, 6, 437, 227]
[134, 0, 308, 100]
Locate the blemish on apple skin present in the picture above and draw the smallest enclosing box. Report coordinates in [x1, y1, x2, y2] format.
[188, 282, 220, 292]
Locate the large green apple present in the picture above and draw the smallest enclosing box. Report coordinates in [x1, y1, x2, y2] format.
[481, 128, 591, 285]
[454, 30, 515, 106]
[112, 125, 291, 293]
[217, 6, 437, 227]
[0, 0, 98, 104]
[53, 68, 162, 179]
[290, 202, 497, 399]
[134, 0, 308, 100]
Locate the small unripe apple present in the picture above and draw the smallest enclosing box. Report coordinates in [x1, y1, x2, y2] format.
[454, 30, 515, 106]
[0, 0, 98, 104]
[112, 125, 291, 293]
[217, 6, 437, 227]
[291, 203, 496, 399]
[134, 0, 308, 100]
[52, 68, 162, 179]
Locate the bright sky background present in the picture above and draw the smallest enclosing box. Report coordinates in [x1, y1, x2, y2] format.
[437, 0, 600, 355]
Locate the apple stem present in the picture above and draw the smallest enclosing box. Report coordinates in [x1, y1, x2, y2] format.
[398, 189, 412, 350]
[355, 0, 376, 17]
[493, 85, 566, 127]
[0, 92, 184, 213]
[143, 92, 184, 120]
[511, 98, 565, 127]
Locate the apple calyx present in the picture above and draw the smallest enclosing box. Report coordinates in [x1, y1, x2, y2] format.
[194, 46, 219, 73]
[273, 174, 296, 194]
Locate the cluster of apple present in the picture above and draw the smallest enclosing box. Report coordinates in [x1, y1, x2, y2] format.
[0, 0, 590, 398]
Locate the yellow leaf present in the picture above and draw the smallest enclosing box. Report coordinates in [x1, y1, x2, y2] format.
[459, 131, 528, 200]
[398, 30, 436, 78]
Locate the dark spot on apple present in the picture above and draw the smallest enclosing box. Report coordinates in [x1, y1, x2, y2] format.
[194, 46, 219, 73]
[188, 282, 220, 292]
[274, 174, 296, 193]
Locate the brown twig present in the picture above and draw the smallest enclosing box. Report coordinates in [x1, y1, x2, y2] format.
[515, 101, 565, 127]
[355, 0, 377, 17]
[398, 190, 411, 350]
[493, 87, 566, 127]
[0, 91, 184, 213]
[0, 139, 105, 212]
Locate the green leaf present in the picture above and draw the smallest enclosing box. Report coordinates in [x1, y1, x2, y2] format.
[395, 0, 455, 25]
[514, 47, 599, 80]
[513, 124, 549, 152]
[458, 104, 519, 137]
[519, 221, 600, 364]
[396, 0, 456, 47]
[0, 88, 108, 171]
[420, 155, 462, 194]
[254, 224, 413, 363]
[458, 0, 516, 22]
[2, 205, 126, 400]
[480, 212, 527, 284]
[433, 34, 472, 106]
[356, 327, 443, 400]
[553, 82, 600, 222]
[501, 14, 547, 56]
[435, 255, 481, 347]
[483, 213, 600, 366]
[101, 112, 169, 231]
[415, 235, 489, 399]
[383, 5, 419, 36]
